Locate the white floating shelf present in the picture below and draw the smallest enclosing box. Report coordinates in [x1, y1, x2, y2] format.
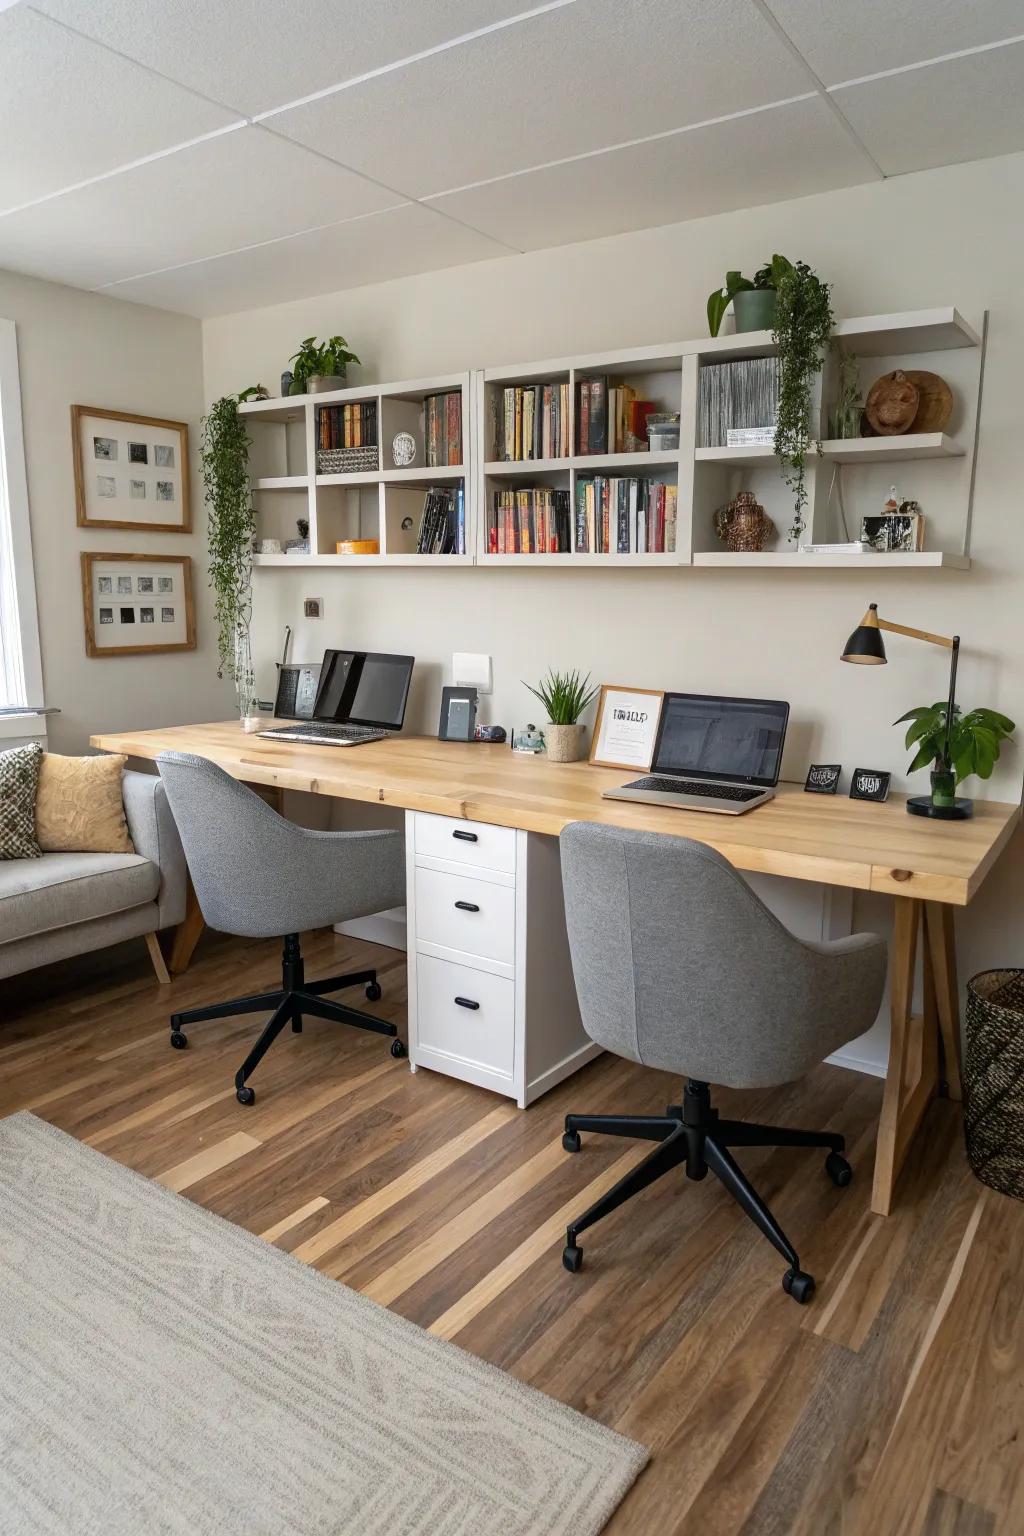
[478, 552, 679, 567]
[833, 307, 980, 356]
[237, 398, 305, 423]
[380, 465, 465, 483]
[254, 552, 472, 568]
[252, 475, 310, 491]
[693, 551, 971, 569]
[316, 471, 382, 487]
[484, 457, 573, 476]
[572, 452, 680, 473]
[820, 433, 964, 463]
[695, 444, 777, 466]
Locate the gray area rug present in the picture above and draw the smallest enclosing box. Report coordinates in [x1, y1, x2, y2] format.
[0, 1112, 647, 1535]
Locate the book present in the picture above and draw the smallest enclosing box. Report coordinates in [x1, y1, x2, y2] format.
[318, 402, 377, 453]
[424, 391, 462, 468]
[488, 487, 571, 554]
[698, 357, 780, 447]
[573, 477, 677, 554]
[415, 485, 465, 553]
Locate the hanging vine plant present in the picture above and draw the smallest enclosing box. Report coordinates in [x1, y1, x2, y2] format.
[201, 395, 255, 707]
[772, 259, 834, 541]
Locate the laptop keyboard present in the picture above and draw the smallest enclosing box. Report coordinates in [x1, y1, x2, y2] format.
[624, 776, 763, 803]
[260, 723, 390, 744]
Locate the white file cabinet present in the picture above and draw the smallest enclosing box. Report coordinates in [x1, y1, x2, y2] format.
[405, 810, 599, 1107]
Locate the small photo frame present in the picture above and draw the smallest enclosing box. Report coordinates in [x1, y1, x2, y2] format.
[590, 685, 664, 770]
[805, 763, 841, 795]
[72, 405, 190, 532]
[850, 768, 891, 803]
[81, 552, 195, 657]
[511, 725, 546, 753]
[438, 686, 478, 742]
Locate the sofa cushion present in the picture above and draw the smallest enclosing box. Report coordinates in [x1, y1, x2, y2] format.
[0, 742, 43, 860]
[0, 852, 159, 945]
[36, 752, 134, 854]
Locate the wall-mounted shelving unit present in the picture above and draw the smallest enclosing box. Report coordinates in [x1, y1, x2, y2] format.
[243, 307, 983, 574]
[241, 373, 474, 567]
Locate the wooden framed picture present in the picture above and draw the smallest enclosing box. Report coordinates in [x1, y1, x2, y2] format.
[80, 552, 196, 657]
[71, 405, 191, 532]
[590, 685, 664, 770]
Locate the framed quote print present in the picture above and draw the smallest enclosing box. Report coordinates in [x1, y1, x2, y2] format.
[72, 405, 191, 533]
[80, 552, 196, 658]
[590, 685, 664, 770]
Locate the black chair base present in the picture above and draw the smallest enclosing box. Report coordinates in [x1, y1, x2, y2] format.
[169, 932, 404, 1104]
[560, 1078, 852, 1305]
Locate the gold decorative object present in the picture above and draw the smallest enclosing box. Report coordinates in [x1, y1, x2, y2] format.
[714, 490, 774, 552]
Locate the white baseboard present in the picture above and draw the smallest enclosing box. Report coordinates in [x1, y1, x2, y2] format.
[826, 1045, 887, 1079]
[334, 906, 407, 951]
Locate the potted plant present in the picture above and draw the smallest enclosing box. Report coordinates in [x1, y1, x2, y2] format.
[707, 254, 793, 337]
[288, 335, 361, 395]
[897, 701, 1015, 811]
[201, 395, 256, 722]
[523, 669, 600, 762]
[772, 259, 834, 541]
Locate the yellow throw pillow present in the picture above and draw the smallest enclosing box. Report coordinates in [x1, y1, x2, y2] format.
[35, 753, 134, 854]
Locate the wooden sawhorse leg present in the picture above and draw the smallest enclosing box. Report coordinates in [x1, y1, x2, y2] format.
[872, 896, 963, 1216]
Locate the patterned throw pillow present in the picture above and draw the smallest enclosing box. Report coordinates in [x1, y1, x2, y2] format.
[0, 741, 44, 860]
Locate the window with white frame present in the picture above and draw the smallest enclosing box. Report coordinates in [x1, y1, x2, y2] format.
[0, 317, 43, 716]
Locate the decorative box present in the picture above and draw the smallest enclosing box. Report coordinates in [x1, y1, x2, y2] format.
[317, 446, 379, 475]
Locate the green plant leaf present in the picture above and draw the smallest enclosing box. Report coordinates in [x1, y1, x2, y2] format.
[893, 706, 934, 724]
[904, 715, 940, 750]
[907, 743, 938, 774]
[707, 290, 731, 337]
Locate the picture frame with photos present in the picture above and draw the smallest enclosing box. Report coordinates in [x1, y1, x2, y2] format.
[71, 405, 191, 533]
[80, 552, 195, 657]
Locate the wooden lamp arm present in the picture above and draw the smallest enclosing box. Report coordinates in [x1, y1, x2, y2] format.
[876, 617, 956, 650]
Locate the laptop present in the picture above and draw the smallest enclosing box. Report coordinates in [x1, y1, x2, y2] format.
[258, 650, 414, 747]
[603, 692, 790, 815]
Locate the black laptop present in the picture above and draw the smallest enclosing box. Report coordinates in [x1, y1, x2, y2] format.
[258, 650, 414, 747]
[603, 692, 790, 815]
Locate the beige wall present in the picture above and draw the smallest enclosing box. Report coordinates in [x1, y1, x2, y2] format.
[0, 267, 232, 753]
[203, 151, 1024, 1010]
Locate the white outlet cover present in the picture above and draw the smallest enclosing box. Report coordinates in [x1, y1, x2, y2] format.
[453, 652, 492, 694]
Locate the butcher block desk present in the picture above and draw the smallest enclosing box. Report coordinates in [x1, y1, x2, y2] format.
[92, 721, 1020, 1217]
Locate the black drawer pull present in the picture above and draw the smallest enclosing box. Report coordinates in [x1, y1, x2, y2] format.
[454, 900, 480, 913]
[454, 996, 480, 1011]
[452, 829, 478, 842]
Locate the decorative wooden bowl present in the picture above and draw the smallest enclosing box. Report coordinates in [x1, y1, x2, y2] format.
[865, 369, 920, 435]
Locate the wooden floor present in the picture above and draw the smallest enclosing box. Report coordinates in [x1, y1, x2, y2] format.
[2, 928, 1022, 1536]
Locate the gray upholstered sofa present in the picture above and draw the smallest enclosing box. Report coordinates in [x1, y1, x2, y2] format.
[0, 770, 186, 983]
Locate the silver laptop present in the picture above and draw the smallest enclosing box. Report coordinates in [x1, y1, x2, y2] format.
[603, 692, 790, 816]
[259, 650, 413, 748]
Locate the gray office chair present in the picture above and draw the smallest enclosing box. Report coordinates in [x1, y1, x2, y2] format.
[157, 751, 406, 1104]
[558, 822, 887, 1303]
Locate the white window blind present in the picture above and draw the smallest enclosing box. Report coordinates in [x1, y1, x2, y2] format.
[0, 318, 42, 717]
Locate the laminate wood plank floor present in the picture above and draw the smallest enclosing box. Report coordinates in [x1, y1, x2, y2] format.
[2, 929, 1021, 1536]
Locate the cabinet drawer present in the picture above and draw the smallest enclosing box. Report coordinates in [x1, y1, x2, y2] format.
[415, 954, 515, 1076]
[414, 866, 515, 965]
[414, 812, 516, 874]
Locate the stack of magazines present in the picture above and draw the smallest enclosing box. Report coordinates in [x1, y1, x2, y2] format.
[698, 357, 780, 447]
[415, 486, 466, 554]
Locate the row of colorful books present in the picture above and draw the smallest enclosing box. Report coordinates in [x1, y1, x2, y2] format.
[576, 378, 657, 455]
[493, 383, 572, 461]
[317, 401, 377, 451]
[424, 392, 463, 468]
[487, 488, 572, 554]
[576, 477, 677, 554]
[416, 485, 467, 554]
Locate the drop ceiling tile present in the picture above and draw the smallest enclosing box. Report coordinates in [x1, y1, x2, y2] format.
[0, 6, 238, 214]
[765, 0, 1024, 84]
[833, 43, 1024, 175]
[427, 96, 876, 251]
[271, 0, 812, 198]
[32, 0, 546, 116]
[0, 126, 400, 290]
[96, 202, 512, 317]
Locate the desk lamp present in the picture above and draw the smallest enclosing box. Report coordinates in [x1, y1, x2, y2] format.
[840, 603, 971, 820]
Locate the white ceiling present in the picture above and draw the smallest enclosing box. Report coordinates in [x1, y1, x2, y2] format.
[1, 0, 1022, 317]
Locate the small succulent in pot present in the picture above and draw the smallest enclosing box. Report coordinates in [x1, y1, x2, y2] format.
[523, 669, 600, 762]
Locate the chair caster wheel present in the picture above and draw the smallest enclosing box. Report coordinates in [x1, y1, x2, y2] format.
[365, 981, 382, 1002]
[825, 1151, 853, 1187]
[563, 1244, 583, 1274]
[170, 1030, 188, 1050]
[390, 1039, 406, 1058]
[562, 1131, 581, 1153]
[782, 1268, 815, 1304]
[236, 1085, 256, 1106]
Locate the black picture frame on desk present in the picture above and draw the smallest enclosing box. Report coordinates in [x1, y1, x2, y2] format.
[850, 768, 891, 803]
[805, 763, 842, 795]
[438, 686, 478, 742]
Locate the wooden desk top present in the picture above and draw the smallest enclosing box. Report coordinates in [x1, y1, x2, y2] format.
[92, 721, 1021, 907]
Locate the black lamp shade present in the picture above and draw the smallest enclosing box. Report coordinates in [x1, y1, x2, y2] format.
[841, 604, 887, 664]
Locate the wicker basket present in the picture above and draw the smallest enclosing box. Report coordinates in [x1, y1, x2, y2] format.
[317, 446, 379, 475]
[963, 969, 1024, 1199]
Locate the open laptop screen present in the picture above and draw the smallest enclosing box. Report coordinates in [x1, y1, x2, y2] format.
[652, 693, 789, 787]
[313, 650, 414, 730]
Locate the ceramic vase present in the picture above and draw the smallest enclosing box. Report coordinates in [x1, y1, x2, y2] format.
[545, 723, 587, 763]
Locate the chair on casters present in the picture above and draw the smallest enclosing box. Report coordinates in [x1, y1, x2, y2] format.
[157, 751, 407, 1105]
[557, 823, 887, 1304]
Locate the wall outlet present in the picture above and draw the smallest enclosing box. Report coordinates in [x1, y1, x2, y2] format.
[303, 597, 323, 619]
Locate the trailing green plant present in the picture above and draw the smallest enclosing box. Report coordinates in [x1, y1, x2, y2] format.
[201, 394, 255, 702]
[289, 335, 361, 389]
[896, 702, 1015, 784]
[523, 669, 599, 725]
[237, 384, 269, 402]
[772, 259, 834, 541]
[706, 254, 793, 338]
